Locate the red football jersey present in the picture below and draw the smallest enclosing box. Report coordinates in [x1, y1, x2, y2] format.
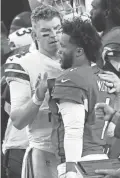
[49, 65, 116, 164]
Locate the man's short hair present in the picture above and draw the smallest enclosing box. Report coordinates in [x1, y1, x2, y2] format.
[62, 18, 102, 63]
[31, 5, 62, 25]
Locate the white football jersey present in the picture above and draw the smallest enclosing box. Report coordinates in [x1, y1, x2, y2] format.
[9, 27, 33, 48]
[5, 49, 62, 152]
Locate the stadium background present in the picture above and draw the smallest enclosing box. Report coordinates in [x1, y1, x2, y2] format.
[1, 0, 30, 32]
[1, 0, 92, 32]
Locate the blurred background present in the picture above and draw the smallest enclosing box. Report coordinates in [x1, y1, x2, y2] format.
[1, 0, 31, 32]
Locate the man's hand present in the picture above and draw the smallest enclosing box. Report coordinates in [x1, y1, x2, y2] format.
[98, 71, 120, 94]
[35, 72, 48, 101]
[95, 169, 120, 178]
[95, 103, 115, 121]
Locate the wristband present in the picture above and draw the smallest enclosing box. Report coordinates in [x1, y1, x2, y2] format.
[32, 94, 43, 106]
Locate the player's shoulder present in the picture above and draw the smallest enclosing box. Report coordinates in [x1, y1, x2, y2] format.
[7, 49, 42, 70]
[56, 66, 95, 90]
[5, 54, 27, 75]
[9, 27, 32, 48]
[68, 66, 96, 82]
[6, 46, 30, 64]
[110, 26, 120, 34]
[91, 64, 103, 76]
[5, 50, 33, 84]
[102, 27, 120, 46]
[5, 47, 35, 76]
[53, 66, 98, 106]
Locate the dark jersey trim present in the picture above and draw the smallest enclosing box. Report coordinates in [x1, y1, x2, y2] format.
[5, 71, 30, 82]
[4, 63, 26, 72]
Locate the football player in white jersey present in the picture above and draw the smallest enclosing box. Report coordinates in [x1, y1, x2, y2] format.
[9, 12, 32, 34]
[9, 27, 33, 49]
[9, 12, 33, 49]
[5, 5, 62, 178]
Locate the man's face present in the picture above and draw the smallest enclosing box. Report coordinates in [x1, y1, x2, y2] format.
[34, 17, 62, 54]
[90, 0, 106, 32]
[59, 33, 76, 69]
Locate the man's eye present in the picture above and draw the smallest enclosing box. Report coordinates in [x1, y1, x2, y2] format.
[56, 28, 63, 34]
[56, 31, 62, 34]
[43, 34, 49, 37]
[58, 27, 62, 31]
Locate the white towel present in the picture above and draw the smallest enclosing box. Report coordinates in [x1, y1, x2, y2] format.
[21, 146, 34, 178]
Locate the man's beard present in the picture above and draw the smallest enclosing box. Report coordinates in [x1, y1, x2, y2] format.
[61, 53, 73, 69]
[92, 14, 106, 32]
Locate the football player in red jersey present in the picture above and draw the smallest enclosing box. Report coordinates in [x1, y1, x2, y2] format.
[90, 0, 120, 159]
[48, 18, 117, 178]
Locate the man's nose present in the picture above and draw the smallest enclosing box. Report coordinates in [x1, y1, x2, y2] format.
[50, 29, 56, 37]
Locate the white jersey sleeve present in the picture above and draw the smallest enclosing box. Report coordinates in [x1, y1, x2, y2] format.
[5, 53, 32, 111]
[58, 100, 85, 162]
[5, 53, 30, 85]
[9, 27, 33, 48]
[10, 81, 31, 112]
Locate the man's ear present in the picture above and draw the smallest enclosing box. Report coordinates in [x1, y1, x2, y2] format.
[31, 30, 39, 49]
[76, 47, 84, 57]
[31, 30, 37, 42]
[104, 9, 110, 18]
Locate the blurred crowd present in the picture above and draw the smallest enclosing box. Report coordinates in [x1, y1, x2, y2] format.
[1, 0, 120, 178]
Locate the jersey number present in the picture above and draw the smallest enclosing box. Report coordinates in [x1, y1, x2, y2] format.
[16, 28, 32, 36]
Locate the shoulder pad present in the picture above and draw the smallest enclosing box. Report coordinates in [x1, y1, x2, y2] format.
[5, 54, 30, 84]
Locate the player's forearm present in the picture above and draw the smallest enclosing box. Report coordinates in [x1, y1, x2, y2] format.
[58, 101, 85, 168]
[11, 97, 42, 130]
[64, 123, 83, 162]
[65, 138, 83, 173]
[64, 119, 83, 173]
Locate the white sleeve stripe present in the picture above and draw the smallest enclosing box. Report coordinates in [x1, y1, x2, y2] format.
[6, 77, 30, 85]
[5, 69, 28, 75]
